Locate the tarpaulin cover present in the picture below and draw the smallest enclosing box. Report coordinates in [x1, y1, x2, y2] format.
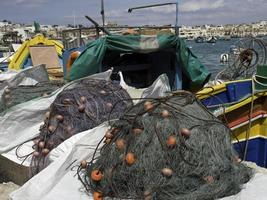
[69, 35, 210, 90]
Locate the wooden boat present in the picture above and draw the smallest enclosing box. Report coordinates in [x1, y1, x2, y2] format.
[197, 74, 267, 167]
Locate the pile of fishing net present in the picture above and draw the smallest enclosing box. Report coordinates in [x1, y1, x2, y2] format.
[79, 91, 252, 200]
[0, 64, 60, 113]
[1, 82, 62, 112]
[30, 78, 132, 175]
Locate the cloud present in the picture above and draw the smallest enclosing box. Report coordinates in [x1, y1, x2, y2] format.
[144, 0, 225, 14]
[180, 0, 225, 12]
[5, 0, 47, 8]
[106, 10, 128, 18]
[148, 5, 177, 14]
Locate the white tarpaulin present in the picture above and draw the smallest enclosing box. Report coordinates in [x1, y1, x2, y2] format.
[119, 72, 171, 103]
[0, 70, 18, 82]
[10, 123, 109, 200]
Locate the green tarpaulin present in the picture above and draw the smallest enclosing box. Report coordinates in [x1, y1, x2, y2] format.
[69, 34, 210, 90]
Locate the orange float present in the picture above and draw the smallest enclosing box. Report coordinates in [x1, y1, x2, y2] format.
[125, 152, 136, 165]
[66, 51, 80, 75]
[167, 135, 176, 148]
[91, 170, 103, 182]
[93, 191, 103, 200]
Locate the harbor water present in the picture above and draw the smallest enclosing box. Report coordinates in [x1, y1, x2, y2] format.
[186, 38, 240, 79]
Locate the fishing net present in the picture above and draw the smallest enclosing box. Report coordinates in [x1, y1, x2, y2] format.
[78, 91, 252, 200]
[0, 82, 62, 113]
[30, 78, 132, 175]
[216, 37, 267, 81]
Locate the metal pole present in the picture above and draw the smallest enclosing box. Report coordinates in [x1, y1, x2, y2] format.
[128, 3, 176, 12]
[175, 0, 179, 35]
[101, 0, 105, 27]
[128, 2, 179, 35]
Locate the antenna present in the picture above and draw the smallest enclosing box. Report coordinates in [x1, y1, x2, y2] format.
[73, 10, 76, 28]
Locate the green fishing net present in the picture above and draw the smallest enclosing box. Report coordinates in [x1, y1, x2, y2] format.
[79, 91, 252, 200]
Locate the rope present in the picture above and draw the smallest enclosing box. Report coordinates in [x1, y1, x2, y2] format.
[244, 73, 267, 160]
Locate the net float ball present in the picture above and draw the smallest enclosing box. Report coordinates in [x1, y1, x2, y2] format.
[132, 128, 143, 135]
[33, 151, 40, 157]
[80, 96, 86, 103]
[55, 114, 64, 122]
[78, 104, 85, 112]
[45, 111, 50, 119]
[4, 88, 10, 94]
[181, 128, 191, 138]
[80, 160, 87, 169]
[144, 191, 152, 200]
[100, 90, 106, 95]
[234, 156, 242, 163]
[66, 126, 73, 134]
[104, 138, 111, 144]
[105, 130, 113, 139]
[48, 125, 56, 133]
[4, 94, 11, 100]
[38, 141, 45, 148]
[161, 110, 170, 118]
[161, 168, 173, 177]
[167, 135, 177, 148]
[106, 102, 113, 108]
[144, 101, 153, 111]
[93, 191, 103, 200]
[63, 98, 71, 105]
[42, 148, 50, 155]
[91, 170, 103, 182]
[125, 152, 136, 166]
[116, 139, 126, 150]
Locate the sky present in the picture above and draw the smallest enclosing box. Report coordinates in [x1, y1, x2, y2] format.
[0, 0, 266, 26]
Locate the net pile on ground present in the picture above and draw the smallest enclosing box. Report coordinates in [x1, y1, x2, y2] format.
[1, 82, 62, 112]
[79, 91, 252, 200]
[30, 78, 132, 175]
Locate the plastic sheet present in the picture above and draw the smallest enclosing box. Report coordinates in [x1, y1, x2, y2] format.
[10, 123, 108, 200]
[119, 72, 171, 103]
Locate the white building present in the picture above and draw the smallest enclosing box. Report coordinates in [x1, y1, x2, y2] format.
[0, 22, 9, 27]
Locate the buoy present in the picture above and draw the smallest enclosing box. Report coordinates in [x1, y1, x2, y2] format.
[66, 51, 80, 75]
[220, 53, 229, 63]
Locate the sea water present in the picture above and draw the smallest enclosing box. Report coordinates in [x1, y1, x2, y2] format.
[186, 38, 240, 79]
